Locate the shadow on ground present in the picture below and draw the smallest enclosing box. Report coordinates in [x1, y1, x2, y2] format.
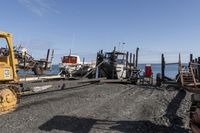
[39, 115, 188, 133]
[164, 89, 186, 126]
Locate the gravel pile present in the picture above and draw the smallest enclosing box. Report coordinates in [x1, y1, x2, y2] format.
[0, 83, 191, 133]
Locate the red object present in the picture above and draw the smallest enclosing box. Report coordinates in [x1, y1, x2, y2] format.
[62, 56, 77, 64]
[145, 64, 153, 77]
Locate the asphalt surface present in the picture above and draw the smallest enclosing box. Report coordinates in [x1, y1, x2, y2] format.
[0, 83, 191, 133]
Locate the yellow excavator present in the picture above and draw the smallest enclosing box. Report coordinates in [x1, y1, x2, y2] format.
[0, 32, 19, 113]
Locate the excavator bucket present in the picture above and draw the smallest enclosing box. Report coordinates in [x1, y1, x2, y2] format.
[0, 87, 18, 114]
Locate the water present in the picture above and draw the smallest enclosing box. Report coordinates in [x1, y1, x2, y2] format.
[18, 64, 180, 79]
[138, 64, 179, 79]
[17, 64, 60, 76]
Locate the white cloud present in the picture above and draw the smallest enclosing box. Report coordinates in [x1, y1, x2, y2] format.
[18, 0, 60, 16]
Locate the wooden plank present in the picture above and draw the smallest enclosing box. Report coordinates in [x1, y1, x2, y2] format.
[190, 64, 197, 87]
[185, 82, 200, 86]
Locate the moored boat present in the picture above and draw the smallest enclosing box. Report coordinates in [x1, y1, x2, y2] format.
[59, 53, 95, 77]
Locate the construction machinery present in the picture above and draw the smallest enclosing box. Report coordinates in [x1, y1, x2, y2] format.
[84, 47, 140, 84]
[0, 44, 54, 76]
[0, 32, 19, 112]
[0, 32, 100, 114]
[11, 44, 54, 75]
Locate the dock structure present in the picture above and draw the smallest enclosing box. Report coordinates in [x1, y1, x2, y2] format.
[188, 54, 200, 133]
[160, 53, 199, 89]
[190, 54, 200, 82]
[160, 53, 200, 132]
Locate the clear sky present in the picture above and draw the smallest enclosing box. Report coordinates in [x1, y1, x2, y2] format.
[1, 0, 200, 64]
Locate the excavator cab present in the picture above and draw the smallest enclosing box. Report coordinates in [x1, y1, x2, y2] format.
[0, 32, 18, 113]
[0, 32, 18, 82]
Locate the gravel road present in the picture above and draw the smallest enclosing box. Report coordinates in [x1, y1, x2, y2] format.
[0, 83, 191, 133]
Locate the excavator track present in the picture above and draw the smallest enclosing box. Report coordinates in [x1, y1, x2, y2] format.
[0, 87, 18, 114]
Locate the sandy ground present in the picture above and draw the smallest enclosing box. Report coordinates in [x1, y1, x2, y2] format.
[0, 83, 191, 133]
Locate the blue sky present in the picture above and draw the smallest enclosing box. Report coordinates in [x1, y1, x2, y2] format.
[1, 0, 200, 64]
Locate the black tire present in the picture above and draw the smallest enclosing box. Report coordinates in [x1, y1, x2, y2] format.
[33, 65, 44, 75]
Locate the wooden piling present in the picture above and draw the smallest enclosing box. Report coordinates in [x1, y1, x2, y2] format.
[190, 54, 193, 63]
[135, 48, 139, 67]
[161, 54, 165, 82]
[126, 52, 129, 78]
[129, 53, 132, 68]
[198, 57, 200, 80]
[45, 49, 50, 69]
[133, 54, 135, 67]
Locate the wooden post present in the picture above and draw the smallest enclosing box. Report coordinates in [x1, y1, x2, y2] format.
[126, 52, 129, 78]
[96, 51, 100, 78]
[111, 47, 117, 79]
[190, 54, 193, 63]
[50, 49, 54, 66]
[96, 52, 99, 67]
[129, 53, 132, 68]
[24, 51, 26, 70]
[190, 64, 197, 88]
[161, 54, 165, 82]
[135, 48, 139, 67]
[198, 57, 200, 64]
[178, 53, 184, 86]
[192, 60, 194, 63]
[82, 57, 85, 65]
[195, 58, 198, 63]
[45, 49, 50, 69]
[81, 57, 85, 77]
[198, 57, 200, 80]
[195, 58, 198, 77]
[133, 54, 135, 67]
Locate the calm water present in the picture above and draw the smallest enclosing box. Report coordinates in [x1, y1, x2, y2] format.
[18, 64, 180, 79]
[17, 64, 60, 76]
[138, 64, 179, 79]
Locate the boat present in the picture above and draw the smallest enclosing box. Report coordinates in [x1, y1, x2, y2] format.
[95, 47, 140, 83]
[59, 53, 95, 78]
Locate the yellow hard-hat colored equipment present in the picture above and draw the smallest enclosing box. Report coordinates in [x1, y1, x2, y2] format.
[0, 32, 18, 113]
[0, 31, 100, 114]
